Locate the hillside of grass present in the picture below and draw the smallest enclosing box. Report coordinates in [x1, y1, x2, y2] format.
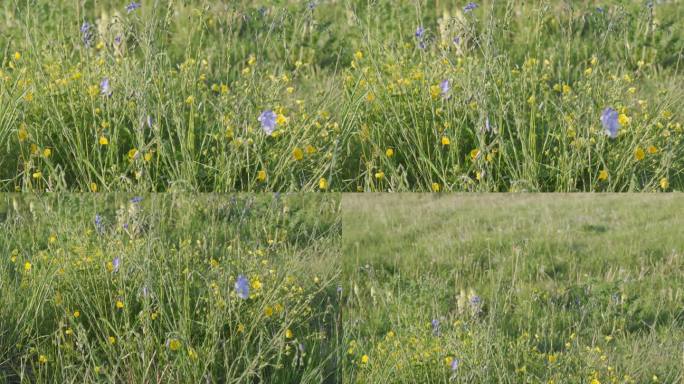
[342, 194, 684, 383]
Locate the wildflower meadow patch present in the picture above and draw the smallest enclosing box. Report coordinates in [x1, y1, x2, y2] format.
[342, 194, 684, 383]
[1, 1, 682, 191]
[2, 0, 684, 382]
[0, 194, 342, 382]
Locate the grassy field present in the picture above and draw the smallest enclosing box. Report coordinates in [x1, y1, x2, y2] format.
[0, 194, 341, 383]
[1, 1, 683, 191]
[342, 194, 684, 383]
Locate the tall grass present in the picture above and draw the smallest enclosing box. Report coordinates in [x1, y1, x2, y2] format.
[0, 194, 341, 383]
[339, 1, 684, 191]
[0, 0, 682, 191]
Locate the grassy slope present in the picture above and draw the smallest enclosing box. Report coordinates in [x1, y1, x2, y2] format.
[342, 194, 684, 383]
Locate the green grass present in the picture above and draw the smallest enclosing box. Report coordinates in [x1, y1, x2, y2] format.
[342, 194, 684, 383]
[4, 192, 684, 383]
[0, 194, 341, 383]
[1, 0, 683, 191]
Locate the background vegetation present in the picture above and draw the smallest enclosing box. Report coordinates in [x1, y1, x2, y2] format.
[342, 194, 684, 383]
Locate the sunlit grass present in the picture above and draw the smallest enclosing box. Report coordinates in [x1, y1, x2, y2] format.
[0, 0, 682, 191]
[342, 194, 684, 383]
[0, 194, 341, 383]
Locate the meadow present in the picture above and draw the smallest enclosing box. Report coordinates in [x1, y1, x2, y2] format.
[0, 194, 342, 383]
[342, 194, 684, 383]
[1, 0, 683, 192]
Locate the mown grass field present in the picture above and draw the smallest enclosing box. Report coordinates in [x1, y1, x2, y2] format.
[1, 0, 683, 192]
[342, 194, 684, 383]
[0, 194, 341, 383]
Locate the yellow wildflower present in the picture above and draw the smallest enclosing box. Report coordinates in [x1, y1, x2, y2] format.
[293, 147, 304, 161]
[251, 278, 262, 290]
[618, 113, 630, 126]
[634, 147, 645, 161]
[660, 178, 669, 189]
[430, 85, 441, 100]
[562, 84, 572, 95]
[18, 124, 28, 142]
[168, 338, 181, 351]
[257, 170, 267, 182]
[87, 85, 99, 97]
